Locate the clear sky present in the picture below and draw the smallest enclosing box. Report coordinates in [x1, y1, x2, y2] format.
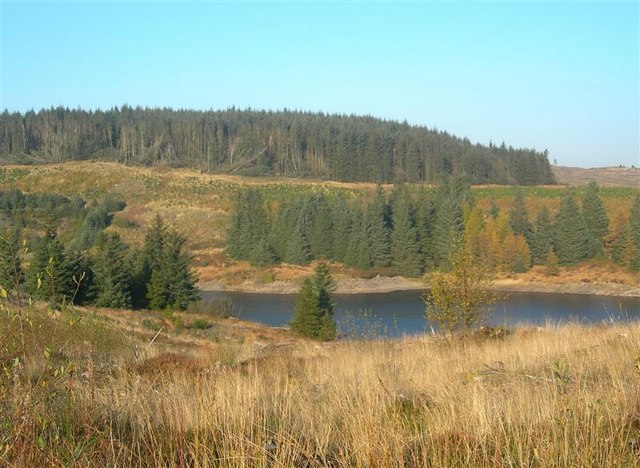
[1, 1, 638, 168]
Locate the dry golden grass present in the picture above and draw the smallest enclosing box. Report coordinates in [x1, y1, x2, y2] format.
[2, 302, 640, 466]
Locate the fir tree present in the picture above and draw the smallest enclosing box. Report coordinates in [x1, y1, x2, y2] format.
[531, 207, 554, 264]
[147, 230, 200, 310]
[367, 187, 392, 268]
[0, 227, 23, 294]
[289, 263, 336, 340]
[630, 195, 640, 270]
[93, 233, 132, 309]
[509, 190, 533, 247]
[582, 182, 609, 257]
[26, 233, 75, 303]
[554, 191, 591, 265]
[432, 195, 464, 268]
[285, 219, 311, 265]
[390, 187, 422, 276]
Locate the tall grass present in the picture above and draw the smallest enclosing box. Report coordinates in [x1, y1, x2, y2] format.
[2, 302, 640, 466]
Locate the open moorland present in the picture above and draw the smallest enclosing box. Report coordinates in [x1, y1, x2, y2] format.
[2, 301, 640, 466]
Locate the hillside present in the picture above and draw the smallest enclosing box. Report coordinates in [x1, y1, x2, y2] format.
[1, 162, 638, 293]
[0, 107, 554, 185]
[553, 165, 640, 188]
[2, 302, 640, 466]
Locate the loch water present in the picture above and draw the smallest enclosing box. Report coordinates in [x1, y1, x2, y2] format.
[201, 290, 640, 339]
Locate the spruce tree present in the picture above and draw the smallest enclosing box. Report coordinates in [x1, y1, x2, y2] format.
[331, 196, 354, 263]
[289, 263, 336, 340]
[26, 233, 75, 303]
[367, 187, 392, 268]
[432, 195, 464, 268]
[531, 207, 553, 264]
[582, 182, 609, 257]
[93, 233, 132, 309]
[509, 190, 533, 247]
[390, 187, 422, 276]
[147, 230, 200, 310]
[0, 227, 23, 294]
[554, 191, 591, 265]
[415, 190, 436, 269]
[131, 214, 166, 308]
[629, 194, 640, 270]
[285, 220, 311, 265]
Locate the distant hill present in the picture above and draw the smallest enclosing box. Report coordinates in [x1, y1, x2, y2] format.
[0, 107, 554, 185]
[553, 165, 640, 188]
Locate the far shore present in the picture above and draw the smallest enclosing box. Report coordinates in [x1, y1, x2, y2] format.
[199, 276, 640, 298]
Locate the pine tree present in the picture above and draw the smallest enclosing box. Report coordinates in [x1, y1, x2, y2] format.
[415, 189, 436, 268]
[630, 195, 640, 270]
[390, 187, 422, 276]
[93, 233, 132, 309]
[289, 279, 321, 338]
[582, 182, 609, 257]
[531, 207, 553, 264]
[26, 234, 75, 303]
[309, 195, 334, 260]
[331, 196, 354, 263]
[432, 195, 464, 268]
[285, 219, 311, 265]
[367, 187, 392, 267]
[509, 190, 533, 249]
[289, 263, 336, 340]
[0, 227, 23, 294]
[147, 230, 200, 310]
[131, 214, 166, 308]
[554, 191, 591, 265]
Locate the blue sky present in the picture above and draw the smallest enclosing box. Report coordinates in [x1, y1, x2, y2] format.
[1, 1, 638, 168]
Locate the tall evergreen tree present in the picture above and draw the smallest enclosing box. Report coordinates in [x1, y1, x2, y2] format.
[93, 233, 132, 309]
[131, 214, 166, 308]
[289, 263, 336, 340]
[390, 187, 422, 276]
[554, 191, 591, 265]
[509, 190, 533, 248]
[431, 194, 464, 268]
[582, 181, 609, 257]
[531, 207, 554, 265]
[26, 233, 76, 303]
[147, 229, 200, 310]
[0, 227, 23, 294]
[630, 195, 640, 270]
[367, 187, 392, 268]
[284, 219, 311, 265]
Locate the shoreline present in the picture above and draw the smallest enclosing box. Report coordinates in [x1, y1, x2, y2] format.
[199, 276, 640, 298]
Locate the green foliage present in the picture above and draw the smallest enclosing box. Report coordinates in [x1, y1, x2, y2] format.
[290, 263, 336, 340]
[554, 191, 591, 265]
[629, 195, 640, 270]
[531, 207, 554, 265]
[0, 226, 24, 293]
[147, 229, 200, 311]
[390, 186, 422, 276]
[424, 245, 497, 335]
[0, 107, 554, 185]
[93, 233, 132, 309]
[26, 234, 77, 304]
[509, 190, 533, 247]
[582, 182, 609, 257]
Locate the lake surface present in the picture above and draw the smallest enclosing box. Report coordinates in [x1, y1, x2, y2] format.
[201, 289, 640, 338]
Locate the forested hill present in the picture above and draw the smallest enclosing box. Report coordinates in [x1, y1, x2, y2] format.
[0, 107, 554, 185]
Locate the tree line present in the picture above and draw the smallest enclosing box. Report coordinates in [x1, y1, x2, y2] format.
[0, 214, 199, 311]
[0, 107, 554, 185]
[227, 182, 640, 275]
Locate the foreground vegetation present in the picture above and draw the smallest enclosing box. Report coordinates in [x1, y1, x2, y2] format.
[2, 301, 640, 466]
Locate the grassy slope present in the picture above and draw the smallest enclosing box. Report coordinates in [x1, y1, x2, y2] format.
[1, 302, 640, 466]
[1, 161, 639, 291]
